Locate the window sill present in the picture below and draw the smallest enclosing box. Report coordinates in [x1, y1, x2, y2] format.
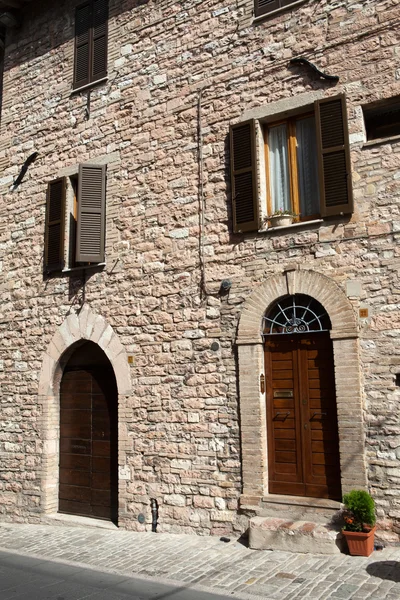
[260, 219, 323, 233]
[253, 0, 308, 23]
[71, 77, 108, 96]
[61, 262, 106, 274]
[362, 134, 400, 148]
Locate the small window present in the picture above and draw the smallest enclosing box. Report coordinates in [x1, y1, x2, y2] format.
[363, 96, 400, 142]
[254, 0, 304, 18]
[230, 95, 354, 233]
[44, 165, 106, 273]
[74, 0, 109, 90]
[265, 114, 320, 221]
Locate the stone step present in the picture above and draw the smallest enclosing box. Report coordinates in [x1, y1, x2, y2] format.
[249, 517, 344, 554]
[257, 495, 341, 524]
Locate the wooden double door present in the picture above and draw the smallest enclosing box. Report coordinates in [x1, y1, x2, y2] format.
[59, 367, 118, 522]
[265, 333, 341, 500]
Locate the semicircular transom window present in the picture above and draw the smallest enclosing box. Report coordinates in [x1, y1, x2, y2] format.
[263, 294, 331, 336]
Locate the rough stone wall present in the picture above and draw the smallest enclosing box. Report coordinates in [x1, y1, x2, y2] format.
[0, 0, 400, 536]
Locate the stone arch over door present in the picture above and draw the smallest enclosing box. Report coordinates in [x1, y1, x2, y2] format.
[236, 269, 367, 505]
[38, 305, 132, 515]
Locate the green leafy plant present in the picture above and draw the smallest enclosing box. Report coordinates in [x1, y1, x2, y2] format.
[270, 208, 299, 217]
[342, 490, 376, 532]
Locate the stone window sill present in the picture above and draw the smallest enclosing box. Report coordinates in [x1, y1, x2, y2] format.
[259, 219, 323, 234]
[61, 262, 106, 274]
[253, 0, 308, 24]
[71, 77, 108, 96]
[362, 134, 400, 148]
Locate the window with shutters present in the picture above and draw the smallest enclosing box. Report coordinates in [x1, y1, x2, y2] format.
[230, 94, 353, 233]
[74, 0, 108, 90]
[44, 164, 106, 273]
[254, 0, 306, 19]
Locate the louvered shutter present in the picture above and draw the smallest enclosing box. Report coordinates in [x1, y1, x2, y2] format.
[230, 120, 259, 233]
[315, 95, 353, 217]
[45, 178, 66, 272]
[255, 0, 280, 17]
[74, 2, 91, 89]
[91, 0, 108, 81]
[76, 164, 106, 263]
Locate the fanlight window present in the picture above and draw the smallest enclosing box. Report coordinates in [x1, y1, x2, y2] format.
[263, 294, 331, 336]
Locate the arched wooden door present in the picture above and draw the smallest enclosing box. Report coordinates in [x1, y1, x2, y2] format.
[59, 342, 118, 522]
[264, 295, 341, 500]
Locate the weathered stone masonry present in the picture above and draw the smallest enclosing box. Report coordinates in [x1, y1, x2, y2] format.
[1, 0, 400, 539]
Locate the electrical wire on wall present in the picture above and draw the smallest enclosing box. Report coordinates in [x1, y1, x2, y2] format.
[197, 87, 217, 300]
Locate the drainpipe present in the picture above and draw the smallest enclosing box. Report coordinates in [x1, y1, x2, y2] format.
[150, 498, 159, 533]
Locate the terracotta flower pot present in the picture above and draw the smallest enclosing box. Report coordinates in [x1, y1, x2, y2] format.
[342, 526, 376, 557]
[269, 215, 294, 228]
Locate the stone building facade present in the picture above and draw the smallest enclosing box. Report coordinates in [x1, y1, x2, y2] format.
[1, 0, 400, 542]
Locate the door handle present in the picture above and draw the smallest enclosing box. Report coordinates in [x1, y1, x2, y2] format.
[274, 412, 290, 421]
[310, 412, 327, 420]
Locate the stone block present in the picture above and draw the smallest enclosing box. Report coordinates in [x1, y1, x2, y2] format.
[249, 517, 344, 554]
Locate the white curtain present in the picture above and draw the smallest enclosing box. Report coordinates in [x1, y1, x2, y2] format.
[269, 124, 290, 213]
[296, 117, 320, 217]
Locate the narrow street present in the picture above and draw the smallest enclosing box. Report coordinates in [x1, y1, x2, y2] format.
[0, 551, 232, 600]
[0, 523, 400, 599]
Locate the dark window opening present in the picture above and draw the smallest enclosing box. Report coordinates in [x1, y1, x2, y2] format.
[254, 0, 304, 18]
[395, 374, 400, 387]
[363, 96, 400, 141]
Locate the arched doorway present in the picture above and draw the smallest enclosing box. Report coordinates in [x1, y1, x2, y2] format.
[59, 341, 118, 523]
[263, 294, 342, 500]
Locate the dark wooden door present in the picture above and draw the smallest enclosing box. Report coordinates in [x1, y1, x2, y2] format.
[265, 333, 341, 499]
[59, 367, 118, 522]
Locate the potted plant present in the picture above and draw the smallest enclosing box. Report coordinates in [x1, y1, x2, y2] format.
[342, 490, 376, 556]
[268, 208, 298, 228]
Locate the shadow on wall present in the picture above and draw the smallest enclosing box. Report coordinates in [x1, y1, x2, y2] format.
[4, 0, 151, 70]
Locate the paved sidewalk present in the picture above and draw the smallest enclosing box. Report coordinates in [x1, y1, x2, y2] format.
[0, 522, 400, 599]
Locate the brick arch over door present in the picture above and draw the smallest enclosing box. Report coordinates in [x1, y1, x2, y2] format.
[236, 269, 367, 504]
[38, 305, 132, 514]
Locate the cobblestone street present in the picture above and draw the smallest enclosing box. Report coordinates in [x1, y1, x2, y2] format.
[0, 522, 400, 599]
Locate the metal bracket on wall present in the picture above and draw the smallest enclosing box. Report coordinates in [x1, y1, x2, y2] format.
[289, 57, 340, 82]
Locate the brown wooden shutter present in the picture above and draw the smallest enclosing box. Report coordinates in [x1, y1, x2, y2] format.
[91, 0, 108, 81]
[76, 164, 106, 263]
[315, 95, 353, 217]
[74, 2, 91, 89]
[45, 178, 66, 272]
[255, 0, 280, 17]
[230, 120, 259, 233]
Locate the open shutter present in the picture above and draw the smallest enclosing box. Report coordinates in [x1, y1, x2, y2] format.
[74, 2, 92, 89]
[45, 178, 66, 272]
[76, 164, 106, 263]
[315, 94, 353, 217]
[230, 120, 259, 233]
[91, 0, 108, 81]
[255, 0, 280, 17]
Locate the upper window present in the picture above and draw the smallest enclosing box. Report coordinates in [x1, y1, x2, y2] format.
[74, 0, 109, 90]
[254, 0, 303, 18]
[363, 96, 400, 142]
[230, 95, 354, 233]
[44, 164, 106, 272]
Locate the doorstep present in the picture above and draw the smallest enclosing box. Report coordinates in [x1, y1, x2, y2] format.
[42, 513, 118, 530]
[249, 516, 344, 554]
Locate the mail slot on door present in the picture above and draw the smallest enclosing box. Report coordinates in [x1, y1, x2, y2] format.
[273, 389, 294, 398]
